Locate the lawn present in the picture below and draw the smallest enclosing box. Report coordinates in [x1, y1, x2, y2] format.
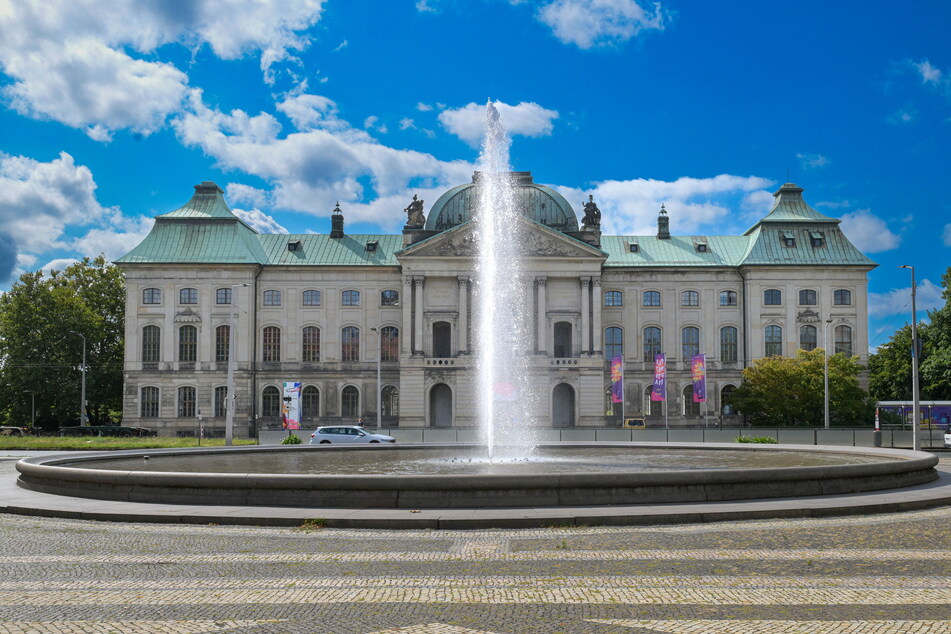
[0, 437, 259, 451]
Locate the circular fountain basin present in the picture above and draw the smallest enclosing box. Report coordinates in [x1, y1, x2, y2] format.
[16, 443, 938, 510]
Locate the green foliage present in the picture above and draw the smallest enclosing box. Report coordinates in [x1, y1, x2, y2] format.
[0, 437, 258, 450]
[735, 435, 779, 443]
[0, 256, 125, 430]
[281, 433, 303, 445]
[296, 518, 326, 531]
[869, 266, 951, 401]
[727, 348, 874, 427]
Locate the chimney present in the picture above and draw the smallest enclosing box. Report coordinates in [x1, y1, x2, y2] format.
[657, 204, 670, 240]
[330, 201, 344, 239]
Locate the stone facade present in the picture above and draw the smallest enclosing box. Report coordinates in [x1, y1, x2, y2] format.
[117, 176, 875, 436]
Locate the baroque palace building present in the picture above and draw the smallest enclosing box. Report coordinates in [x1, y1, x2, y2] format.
[117, 173, 876, 436]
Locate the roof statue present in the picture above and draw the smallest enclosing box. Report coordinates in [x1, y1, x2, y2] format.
[404, 194, 426, 228]
[581, 195, 601, 229]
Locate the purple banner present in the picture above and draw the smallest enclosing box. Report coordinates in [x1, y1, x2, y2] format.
[691, 354, 706, 402]
[610, 354, 623, 403]
[651, 353, 666, 401]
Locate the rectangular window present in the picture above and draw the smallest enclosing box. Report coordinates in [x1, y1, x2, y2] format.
[141, 387, 159, 418]
[643, 327, 661, 361]
[381, 290, 399, 306]
[342, 290, 361, 306]
[834, 289, 852, 306]
[604, 290, 622, 307]
[142, 326, 160, 363]
[302, 326, 320, 362]
[302, 290, 321, 306]
[720, 327, 737, 362]
[262, 327, 281, 362]
[719, 290, 737, 306]
[214, 386, 228, 418]
[179, 288, 198, 304]
[216, 288, 232, 304]
[799, 289, 817, 305]
[142, 288, 161, 304]
[179, 326, 197, 362]
[765, 325, 783, 357]
[810, 231, 825, 247]
[764, 289, 782, 306]
[263, 290, 281, 306]
[643, 291, 661, 307]
[681, 291, 699, 307]
[215, 325, 229, 363]
[178, 386, 196, 418]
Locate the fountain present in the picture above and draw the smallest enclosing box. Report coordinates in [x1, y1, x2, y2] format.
[12, 103, 941, 525]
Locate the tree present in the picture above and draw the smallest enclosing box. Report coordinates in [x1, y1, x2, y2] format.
[0, 256, 125, 430]
[727, 349, 874, 427]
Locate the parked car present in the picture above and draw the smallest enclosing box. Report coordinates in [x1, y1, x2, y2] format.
[944, 430, 951, 449]
[0, 426, 29, 436]
[309, 425, 396, 444]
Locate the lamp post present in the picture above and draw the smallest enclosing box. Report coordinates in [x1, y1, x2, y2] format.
[23, 390, 35, 428]
[823, 318, 833, 429]
[69, 331, 87, 426]
[369, 327, 382, 430]
[225, 283, 250, 446]
[900, 265, 921, 451]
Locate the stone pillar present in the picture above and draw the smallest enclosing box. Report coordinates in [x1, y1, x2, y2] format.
[536, 276, 547, 354]
[457, 276, 470, 354]
[413, 275, 425, 356]
[580, 276, 591, 355]
[401, 276, 413, 355]
[592, 276, 602, 355]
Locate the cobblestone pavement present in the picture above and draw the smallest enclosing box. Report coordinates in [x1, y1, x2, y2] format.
[0, 457, 949, 633]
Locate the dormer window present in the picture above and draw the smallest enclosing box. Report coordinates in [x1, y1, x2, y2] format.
[781, 231, 796, 247]
[365, 240, 378, 253]
[695, 240, 708, 253]
[629, 242, 639, 253]
[810, 231, 825, 247]
[287, 240, 301, 252]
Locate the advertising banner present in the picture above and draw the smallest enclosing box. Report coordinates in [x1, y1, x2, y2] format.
[651, 353, 667, 401]
[691, 354, 706, 402]
[610, 354, 624, 403]
[282, 381, 301, 430]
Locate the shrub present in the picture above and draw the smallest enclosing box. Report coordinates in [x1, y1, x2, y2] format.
[736, 435, 778, 444]
[281, 434, 302, 445]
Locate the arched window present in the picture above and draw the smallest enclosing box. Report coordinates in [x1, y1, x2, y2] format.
[553, 321, 572, 358]
[720, 326, 737, 362]
[179, 287, 198, 304]
[341, 385, 360, 418]
[683, 385, 700, 417]
[835, 325, 853, 357]
[381, 290, 399, 306]
[552, 384, 575, 428]
[719, 290, 737, 306]
[834, 289, 852, 305]
[215, 325, 229, 363]
[262, 386, 280, 417]
[302, 290, 321, 306]
[643, 290, 661, 307]
[142, 325, 160, 363]
[302, 386, 319, 419]
[604, 327, 623, 358]
[799, 289, 817, 305]
[643, 327, 661, 361]
[681, 290, 699, 307]
[214, 386, 227, 417]
[262, 326, 281, 362]
[799, 325, 817, 351]
[764, 289, 782, 305]
[765, 325, 783, 357]
[177, 386, 196, 417]
[141, 387, 159, 418]
[142, 287, 161, 304]
[432, 322, 451, 358]
[604, 290, 622, 307]
[382, 385, 399, 417]
[682, 327, 700, 360]
[381, 326, 399, 361]
[342, 290, 360, 306]
[263, 290, 281, 306]
[302, 326, 320, 362]
[341, 326, 360, 362]
[216, 288, 231, 304]
[178, 325, 197, 362]
[721, 385, 737, 415]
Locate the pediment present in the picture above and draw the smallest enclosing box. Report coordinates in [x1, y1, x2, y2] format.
[399, 218, 605, 260]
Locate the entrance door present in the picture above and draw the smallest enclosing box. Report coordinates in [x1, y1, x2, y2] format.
[552, 383, 575, 428]
[430, 383, 452, 427]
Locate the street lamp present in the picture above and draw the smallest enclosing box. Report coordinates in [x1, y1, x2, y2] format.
[69, 331, 87, 426]
[369, 327, 382, 429]
[23, 390, 35, 428]
[823, 318, 833, 429]
[225, 283, 250, 446]
[900, 265, 921, 452]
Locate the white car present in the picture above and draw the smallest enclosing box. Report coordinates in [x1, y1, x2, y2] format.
[944, 429, 951, 449]
[309, 425, 396, 444]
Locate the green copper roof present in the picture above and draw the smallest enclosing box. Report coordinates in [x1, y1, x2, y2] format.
[157, 182, 252, 228]
[601, 235, 750, 267]
[117, 220, 268, 264]
[258, 234, 402, 266]
[744, 183, 839, 232]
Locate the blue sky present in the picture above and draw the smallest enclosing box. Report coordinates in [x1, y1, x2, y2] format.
[0, 0, 948, 351]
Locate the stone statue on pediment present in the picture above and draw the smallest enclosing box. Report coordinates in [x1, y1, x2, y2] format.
[405, 194, 426, 227]
[582, 195, 601, 229]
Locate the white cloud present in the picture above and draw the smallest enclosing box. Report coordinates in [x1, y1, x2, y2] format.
[536, 0, 666, 49]
[797, 153, 830, 169]
[173, 89, 473, 227]
[0, 0, 325, 139]
[232, 208, 288, 234]
[364, 115, 379, 129]
[276, 92, 345, 131]
[838, 209, 901, 253]
[332, 39, 348, 52]
[40, 258, 80, 275]
[439, 101, 559, 146]
[70, 215, 155, 261]
[944, 224, 951, 247]
[416, 102, 434, 112]
[887, 107, 917, 125]
[914, 59, 943, 85]
[555, 174, 774, 236]
[869, 279, 943, 318]
[416, 0, 438, 13]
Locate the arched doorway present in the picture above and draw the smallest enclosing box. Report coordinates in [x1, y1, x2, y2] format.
[429, 383, 452, 427]
[553, 322, 572, 358]
[552, 383, 575, 427]
[433, 322, 451, 358]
